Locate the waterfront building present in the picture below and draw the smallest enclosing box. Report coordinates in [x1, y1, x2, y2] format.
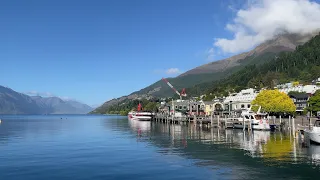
[200, 101, 214, 115]
[163, 100, 205, 115]
[223, 88, 258, 112]
[289, 93, 309, 114]
[199, 99, 224, 115]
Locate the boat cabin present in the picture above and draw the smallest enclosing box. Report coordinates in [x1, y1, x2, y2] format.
[314, 120, 320, 127]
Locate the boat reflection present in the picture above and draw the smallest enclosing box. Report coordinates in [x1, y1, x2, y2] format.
[307, 145, 320, 165]
[128, 119, 151, 132]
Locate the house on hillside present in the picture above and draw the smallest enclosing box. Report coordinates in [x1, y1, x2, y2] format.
[289, 93, 309, 114]
[278, 84, 320, 95]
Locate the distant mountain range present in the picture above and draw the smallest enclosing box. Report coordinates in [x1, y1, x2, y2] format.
[92, 32, 319, 114]
[0, 85, 93, 114]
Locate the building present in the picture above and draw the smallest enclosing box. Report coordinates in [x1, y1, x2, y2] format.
[289, 93, 309, 114]
[189, 101, 205, 115]
[223, 88, 258, 112]
[164, 100, 205, 115]
[199, 99, 224, 115]
[277, 85, 320, 95]
[200, 101, 214, 115]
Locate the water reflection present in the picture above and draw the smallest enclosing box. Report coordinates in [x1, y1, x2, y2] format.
[127, 120, 320, 172]
[307, 145, 320, 165]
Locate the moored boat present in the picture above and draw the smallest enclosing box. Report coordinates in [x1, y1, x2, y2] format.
[232, 107, 270, 131]
[128, 103, 154, 121]
[304, 119, 320, 145]
[128, 111, 153, 121]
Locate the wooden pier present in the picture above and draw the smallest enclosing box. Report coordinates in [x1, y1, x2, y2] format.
[154, 114, 243, 129]
[152, 113, 310, 135]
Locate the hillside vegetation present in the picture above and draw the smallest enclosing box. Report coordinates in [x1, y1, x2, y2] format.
[91, 98, 159, 115]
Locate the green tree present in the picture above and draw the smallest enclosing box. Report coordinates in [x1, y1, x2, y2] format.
[251, 90, 296, 114]
[307, 90, 320, 115]
[144, 102, 159, 112]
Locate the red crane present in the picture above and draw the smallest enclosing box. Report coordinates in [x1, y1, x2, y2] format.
[162, 78, 187, 100]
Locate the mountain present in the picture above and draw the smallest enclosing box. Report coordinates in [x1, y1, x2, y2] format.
[180, 33, 317, 76]
[0, 85, 93, 114]
[30, 96, 93, 114]
[189, 32, 320, 99]
[0, 86, 42, 114]
[91, 33, 318, 114]
[64, 100, 94, 114]
[132, 33, 318, 98]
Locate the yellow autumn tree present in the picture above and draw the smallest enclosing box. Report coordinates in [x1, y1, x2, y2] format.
[251, 90, 296, 114]
[292, 81, 299, 87]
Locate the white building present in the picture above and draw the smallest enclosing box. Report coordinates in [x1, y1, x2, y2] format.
[223, 88, 258, 111]
[277, 85, 320, 94]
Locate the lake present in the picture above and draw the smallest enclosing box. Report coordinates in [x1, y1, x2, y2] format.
[0, 115, 319, 180]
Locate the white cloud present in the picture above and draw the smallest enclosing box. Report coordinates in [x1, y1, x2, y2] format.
[214, 0, 320, 54]
[165, 68, 182, 75]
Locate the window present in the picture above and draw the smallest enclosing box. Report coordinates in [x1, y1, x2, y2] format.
[247, 104, 251, 108]
[241, 104, 245, 108]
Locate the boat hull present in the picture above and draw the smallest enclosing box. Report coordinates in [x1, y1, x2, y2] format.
[232, 120, 270, 131]
[131, 116, 152, 121]
[128, 111, 153, 121]
[304, 130, 320, 145]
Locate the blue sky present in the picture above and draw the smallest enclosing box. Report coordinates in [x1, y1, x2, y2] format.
[1, 0, 320, 106]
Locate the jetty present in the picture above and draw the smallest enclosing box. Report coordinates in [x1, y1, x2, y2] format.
[152, 113, 315, 136]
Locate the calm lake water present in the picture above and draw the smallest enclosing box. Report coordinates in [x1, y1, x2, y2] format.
[0, 115, 319, 180]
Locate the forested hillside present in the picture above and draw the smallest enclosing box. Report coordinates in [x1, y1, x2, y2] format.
[91, 98, 160, 115]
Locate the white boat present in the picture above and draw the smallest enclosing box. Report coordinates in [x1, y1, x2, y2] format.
[250, 111, 271, 131]
[232, 108, 270, 131]
[128, 111, 153, 121]
[127, 103, 154, 121]
[304, 120, 320, 145]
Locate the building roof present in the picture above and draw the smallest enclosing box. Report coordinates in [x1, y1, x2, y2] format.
[289, 93, 309, 99]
